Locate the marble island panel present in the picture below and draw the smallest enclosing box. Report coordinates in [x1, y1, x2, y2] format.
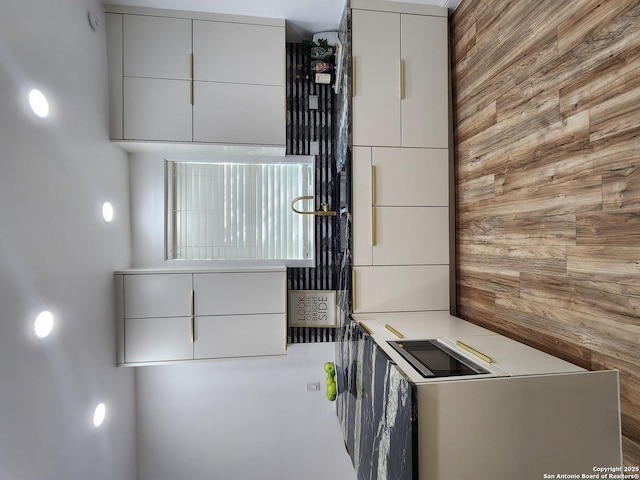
[336, 321, 417, 480]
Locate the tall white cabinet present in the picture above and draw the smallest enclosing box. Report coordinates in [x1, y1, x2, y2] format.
[114, 267, 287, 366]
[350, 0, 451, 314]
[105, 5, 285, 149]
[351, 4, 448, 148]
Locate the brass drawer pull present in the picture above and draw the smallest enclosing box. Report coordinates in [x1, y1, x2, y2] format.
[456, 341, 493, 364]
[385, 324, 404, 338]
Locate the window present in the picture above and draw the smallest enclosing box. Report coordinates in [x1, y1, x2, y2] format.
[166, 157, 314, 264]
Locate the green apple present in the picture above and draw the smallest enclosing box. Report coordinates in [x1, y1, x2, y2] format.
[327, 383, 337, 396]
[324, 362, 335, 375]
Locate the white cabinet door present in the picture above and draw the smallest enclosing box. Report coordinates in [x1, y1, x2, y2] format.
[373, 147, 448, 206]
[353, 265, 449, 313]
[353, 146, 450, 266]
[123, 14, 191, 79]
[123, 273, 192, 319]
[193, 20, 284, 86]
[352, 9, 401, 147]
[401, 14, 449, 148]
[373, 207, 449, 265]
[193, 82, 285, 145]
[194, 314, 286, 359]
[194, 271, 285, 316]
[352, 146, 373, 266]
[125, 317, 193, 363]
[123, 77, 192, 141]
[106, 13, 124, 140]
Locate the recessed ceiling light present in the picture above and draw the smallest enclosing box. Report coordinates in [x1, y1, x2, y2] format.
[93, 403, 106, 427]
[101, 202, 114, 223]
[34, 310, 54, 338]
[28, 89, 49, 118]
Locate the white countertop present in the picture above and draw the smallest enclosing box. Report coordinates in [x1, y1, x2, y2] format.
[353, 311, 584, 383]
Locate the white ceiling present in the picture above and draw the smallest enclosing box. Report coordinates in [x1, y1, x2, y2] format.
[104, 0, 462, 40]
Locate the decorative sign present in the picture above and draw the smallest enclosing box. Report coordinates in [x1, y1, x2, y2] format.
[288, 290, 336, 328]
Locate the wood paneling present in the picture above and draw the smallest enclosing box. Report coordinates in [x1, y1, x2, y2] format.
[452, 0, 640, 466]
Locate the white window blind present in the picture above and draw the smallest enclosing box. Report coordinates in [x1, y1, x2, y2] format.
[166, 160, 314, 261]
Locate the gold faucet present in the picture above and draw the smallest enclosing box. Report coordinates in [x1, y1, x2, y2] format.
[291, 195, 337, 216]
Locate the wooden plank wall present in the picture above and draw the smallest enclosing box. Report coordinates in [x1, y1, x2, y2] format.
[451, 0, 640, 466]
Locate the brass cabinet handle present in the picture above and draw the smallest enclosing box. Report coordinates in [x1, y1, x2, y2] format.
[371, 164, 377, 247]
[351, 271, 356, 311]
[359, 322, 372, 335]
[400, 59, 405, 100]
[372, 206, 377, 247]
[371, 165, 377, 206]
[385, 324, 404, 338]
[456, 341, 493, 364]
[190, 53, 194, 105]
[190, 290, 195, 343]
[351, 56, 356, 97]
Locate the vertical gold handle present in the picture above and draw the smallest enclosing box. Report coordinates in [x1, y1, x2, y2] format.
[190, 290, 195, 343]
[371, 164, 376, 247]
[372, 206, 377, 247]
[352, 271, 357, 312]
[400, 59, 405, 100]
[190, 53, 194, 105]
[371, 165, 377, 206]
[351, 56, 356, 97]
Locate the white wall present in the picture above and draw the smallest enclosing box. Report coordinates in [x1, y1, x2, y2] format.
[135, 343, 356, 480]
[0, 1, 137, 479]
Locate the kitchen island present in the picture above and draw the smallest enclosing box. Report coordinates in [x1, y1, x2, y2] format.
[334, 310, 622, 480]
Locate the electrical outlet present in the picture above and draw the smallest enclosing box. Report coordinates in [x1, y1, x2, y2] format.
[306, 382, 321, 392]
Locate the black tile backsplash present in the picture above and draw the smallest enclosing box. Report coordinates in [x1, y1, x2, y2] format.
[286, 42, 338, 343]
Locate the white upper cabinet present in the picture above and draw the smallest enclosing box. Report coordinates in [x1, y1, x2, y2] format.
[123, 15, 191, 79]
[400, 14, 448, 148]
[192, 20, 284, 86]
[123, 77, 192, 141]
[352, 8, 448, 148]
[193, 82, 284, 145]
[105, 6, 285, 148]
[352, 10, 401, 147]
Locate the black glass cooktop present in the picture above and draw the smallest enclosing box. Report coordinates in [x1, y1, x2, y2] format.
[387, 339, 490, 378]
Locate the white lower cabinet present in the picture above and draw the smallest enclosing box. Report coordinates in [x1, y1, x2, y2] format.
[125, 317, 194, 363]
[194, 314, 285, 359]
[353, 265, 449, 313]
[373, 206, 449, 265]
[115, 267, 287, 366]
[352, 145, 450, 313]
